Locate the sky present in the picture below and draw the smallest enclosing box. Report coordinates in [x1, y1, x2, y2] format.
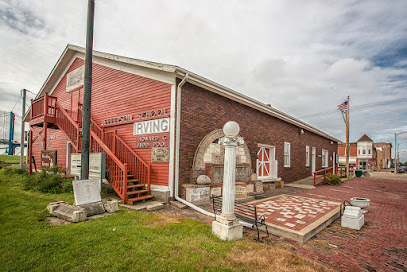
[0, 0, 406, 161]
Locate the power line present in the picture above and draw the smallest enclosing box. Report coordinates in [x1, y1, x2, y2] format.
[300, 97, 407, 118]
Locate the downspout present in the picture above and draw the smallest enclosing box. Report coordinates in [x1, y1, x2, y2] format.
[173, 73, 214, 216]
[172, 73, 252, 227]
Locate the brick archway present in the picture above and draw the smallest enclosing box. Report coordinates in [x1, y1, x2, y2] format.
[191, 129, 251, 183]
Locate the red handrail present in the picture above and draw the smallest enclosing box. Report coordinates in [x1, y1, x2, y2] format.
[89, 131, 127, 203]
[313, 167, 333, 186]
[55, 101, 81, 152]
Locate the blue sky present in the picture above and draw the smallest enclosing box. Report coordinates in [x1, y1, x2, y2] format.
[1, 0, 406, 160]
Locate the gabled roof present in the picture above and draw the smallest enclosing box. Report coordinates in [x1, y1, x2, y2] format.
[357, 134, 373, 142]
[25, 44, 341, 143]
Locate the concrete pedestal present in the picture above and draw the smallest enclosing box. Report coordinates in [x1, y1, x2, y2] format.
[212, 218, 243, 241]
[341, 206, 364, 230]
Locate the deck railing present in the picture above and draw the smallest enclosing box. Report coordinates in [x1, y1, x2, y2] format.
[337, 167, 355, 179]
[313, 167, 334, 186]
[31, 93, 57, 119]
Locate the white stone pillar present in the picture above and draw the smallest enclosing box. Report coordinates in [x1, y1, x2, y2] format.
[212, 121, 244, 241]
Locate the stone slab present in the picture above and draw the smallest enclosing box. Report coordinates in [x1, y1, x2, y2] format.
[170, 201, 188, 209]
[146, 202, 165, 211]
[78, 201, 105, 216]
[186, 187, 210, 202]
[51, 203, 87, 223]
[103, 200, 120, 213]
[73, 179, 101, 206]
[120, 200, 163, 211]
[151, 189, 169, 203]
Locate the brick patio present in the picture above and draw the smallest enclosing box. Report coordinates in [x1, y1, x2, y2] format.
[282, 177, 407, 272]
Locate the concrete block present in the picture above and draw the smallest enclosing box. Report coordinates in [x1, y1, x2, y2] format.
[78, 201, 105, 216]
[52, 203, 87, 223]
[186, 187, 210, 202]
[103, 200, 120, 213]
[170, 201, 188, 209]
[275, 180, 284, 188]
[255, 180, 264, 193]
[341, 206, 364, 230]
[146, 202, 165, 211]
[151, 189, 169, 203]
[47, 201, 67, 214]
[212, 219, 243, 241]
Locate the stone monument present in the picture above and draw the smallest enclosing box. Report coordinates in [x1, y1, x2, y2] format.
[212, 121, 244, 241]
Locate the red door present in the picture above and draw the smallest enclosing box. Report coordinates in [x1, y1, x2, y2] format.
[71, 90, 79, 122]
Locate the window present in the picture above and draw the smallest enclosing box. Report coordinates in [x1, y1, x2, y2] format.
[358, 149, 360, 154]
[284, 142, 290, 167]
[363, 149, 366, 154]
[306, 146, 310, 166]
[368, 149, 371, 154]
[322, 150, 328, 167]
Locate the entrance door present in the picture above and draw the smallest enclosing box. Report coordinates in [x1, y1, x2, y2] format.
[257, 146, 276, 179]
[311, 147, 316, 174]
[71, 90, 80, 122]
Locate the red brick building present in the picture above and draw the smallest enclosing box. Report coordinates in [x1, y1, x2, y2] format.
[26, 45, 339, 204]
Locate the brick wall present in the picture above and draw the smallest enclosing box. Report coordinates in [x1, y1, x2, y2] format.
[178, 82, 338, 195]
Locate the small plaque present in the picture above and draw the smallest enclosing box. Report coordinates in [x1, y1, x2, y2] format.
[73, 179, 101, 205]
[235, 185, 247, 198]
[66, 66, 84, 92]
[41, 150, 57, 169]
[211, 186, 222, 197]
[152, 147, 170, 162]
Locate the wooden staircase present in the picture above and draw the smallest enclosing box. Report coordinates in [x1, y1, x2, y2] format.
[29, 93, 153, 204]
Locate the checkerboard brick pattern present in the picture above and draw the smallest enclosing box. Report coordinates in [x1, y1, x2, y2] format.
[252, 195, 338, 231]
[280, 177, 407, 272]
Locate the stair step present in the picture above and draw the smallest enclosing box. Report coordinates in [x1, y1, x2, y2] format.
[127, 194, 154, 204]
[127, 178, 141, 183]
[127, 184, 145, 189]
[127, 189, 149, 196]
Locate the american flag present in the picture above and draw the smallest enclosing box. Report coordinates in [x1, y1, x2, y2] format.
[337, 101, 348, 110]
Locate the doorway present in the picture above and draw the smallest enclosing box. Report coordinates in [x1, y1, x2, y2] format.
[311, 147, 316, 174]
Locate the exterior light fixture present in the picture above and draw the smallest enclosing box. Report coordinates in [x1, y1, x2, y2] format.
[223, 121, 240, 136]
[300, 129, 304, 135]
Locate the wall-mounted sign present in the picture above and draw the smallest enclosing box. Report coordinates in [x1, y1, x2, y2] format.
[101, 108, 168, 126]
[66, 66, 84, 92]
[133, 117, 170, 135]
[152, 147, 170, 162]
[71, 153, 106, 179]
[41, 150, 57, 168]
[136, 135, 168, 148]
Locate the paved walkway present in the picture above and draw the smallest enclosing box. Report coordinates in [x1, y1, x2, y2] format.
[284, 177, 407, 272]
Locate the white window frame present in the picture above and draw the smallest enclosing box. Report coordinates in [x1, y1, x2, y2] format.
[322, 149, 328, 167]
[306, 146, 310, 166]
[284, 142, 290, 167]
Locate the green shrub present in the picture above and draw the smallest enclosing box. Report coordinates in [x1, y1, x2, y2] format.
[20, 165, 73, 194]
[325, 174, 341, 185]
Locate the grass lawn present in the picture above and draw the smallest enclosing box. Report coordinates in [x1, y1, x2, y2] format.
[0, 168, 328, 272]
[0, 155, 25, 163]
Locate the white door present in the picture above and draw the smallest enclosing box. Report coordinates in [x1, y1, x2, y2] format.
[333, 152, 336, 174]
[312, 147, 316, 174]
[257, 146, 276, 179]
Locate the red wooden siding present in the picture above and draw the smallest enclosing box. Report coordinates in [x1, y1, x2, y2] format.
[32, 57, 172, 186]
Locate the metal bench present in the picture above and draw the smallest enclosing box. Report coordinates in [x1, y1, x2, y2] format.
[212, 195, 269, 241]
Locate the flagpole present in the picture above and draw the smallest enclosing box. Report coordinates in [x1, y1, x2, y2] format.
[346, 95, 350, 178]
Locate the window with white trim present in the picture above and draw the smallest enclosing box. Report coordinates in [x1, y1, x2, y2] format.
[322, 149, 328, 167]
[284, 142, 290, 167]
[306, 146, 310, 166]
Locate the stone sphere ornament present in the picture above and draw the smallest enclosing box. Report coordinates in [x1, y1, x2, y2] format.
[223, 121, 240, 136]
[196, 175, 211, 185]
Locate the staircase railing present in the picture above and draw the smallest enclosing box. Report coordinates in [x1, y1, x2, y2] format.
[89, 131, 128, 203]
[55, 101, 81, 152]
[106, 131, 151, 192]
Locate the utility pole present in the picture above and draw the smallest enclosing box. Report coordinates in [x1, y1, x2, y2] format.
[20, 89, 26, 168]
[346, 96, 350, 178]
[8, 111, 15, 155]
[395, 133, 397, 173]
[81, 0, 95, 180]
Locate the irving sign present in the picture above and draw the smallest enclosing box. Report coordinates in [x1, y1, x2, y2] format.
[134, 117, 170, 135]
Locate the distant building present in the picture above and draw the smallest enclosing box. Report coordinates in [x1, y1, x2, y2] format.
[338, 134, 377, 170]
[373, 142, 392, 169]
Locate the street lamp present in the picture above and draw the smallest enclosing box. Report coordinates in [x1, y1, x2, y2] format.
[212, 121, 244, 241]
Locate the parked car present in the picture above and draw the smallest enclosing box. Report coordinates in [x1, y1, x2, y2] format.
[398, 166, 407, 173]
